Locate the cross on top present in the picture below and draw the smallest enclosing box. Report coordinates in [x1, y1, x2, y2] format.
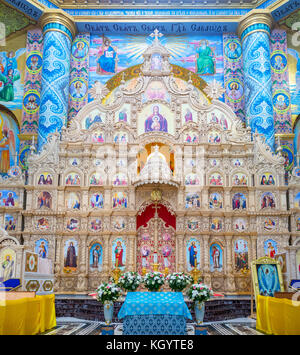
[150, 29, 163, 44]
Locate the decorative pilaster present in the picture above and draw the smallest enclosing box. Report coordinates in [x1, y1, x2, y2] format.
[238, 10, 275, 149]
[37, 10, 76, 151]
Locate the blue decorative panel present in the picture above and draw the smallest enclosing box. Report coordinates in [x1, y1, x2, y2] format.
[242, 31, 275, 149]
[37, 31, 71, 151]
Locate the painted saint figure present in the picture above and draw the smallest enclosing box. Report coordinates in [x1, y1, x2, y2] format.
[195, 40, 215, 75]
[0, 69, 20, 102]
[189, 241, 198, 268]
[144, 105, 168, 133]
[114, 241, 124, 268]
[65, 242, 77, 268]
[97, 36, 117, 75]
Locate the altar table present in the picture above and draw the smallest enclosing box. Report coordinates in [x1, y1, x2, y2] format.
[0, 294, 56, 335]
[118, 292, 192, 335]
[256, 295, 300, 335]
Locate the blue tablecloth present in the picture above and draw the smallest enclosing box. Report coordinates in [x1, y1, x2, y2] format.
[118, 292, 192, 319]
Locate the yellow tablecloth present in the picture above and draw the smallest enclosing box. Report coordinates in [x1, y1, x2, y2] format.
[256, 295, 300, 335]
[0, 294, 56, 335]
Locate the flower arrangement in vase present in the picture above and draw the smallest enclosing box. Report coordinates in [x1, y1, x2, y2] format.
[187, 283, 213, 325]
[96, 281, 121, 324]
[144, 271, 165, 291]
[118, 271, 143, 292]
[166, 272, 193, 292]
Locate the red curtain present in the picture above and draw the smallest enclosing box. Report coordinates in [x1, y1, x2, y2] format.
[136, 203, 176, 230]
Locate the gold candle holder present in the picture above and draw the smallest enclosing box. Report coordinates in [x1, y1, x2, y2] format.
[112, 267, 121, 283]
[151, 263, 160, 272]
[164, 267, 169, 277]
[190, 266, 201, 284]
[142, 267, 147, 276]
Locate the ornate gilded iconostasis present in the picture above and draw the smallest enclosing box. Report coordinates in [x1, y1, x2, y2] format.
[0, 1, 300, 294]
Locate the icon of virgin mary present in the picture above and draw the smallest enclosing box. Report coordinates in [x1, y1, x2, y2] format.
[144, 105, 168, 133]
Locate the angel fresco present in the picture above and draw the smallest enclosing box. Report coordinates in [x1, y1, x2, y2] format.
[0, 114, 17, 174]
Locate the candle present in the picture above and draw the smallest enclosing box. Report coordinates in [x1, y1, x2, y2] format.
[153, 252, 158, 264]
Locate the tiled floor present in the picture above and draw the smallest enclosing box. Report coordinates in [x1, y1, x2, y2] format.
[40, 317, 262, 335]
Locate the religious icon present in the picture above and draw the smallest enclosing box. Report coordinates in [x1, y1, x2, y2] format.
[260, 173, 275, 185]
[70, 79, 87, 100]
[224, 40, 242, 61]
[273, 91, 290, 113]
[264, 239, 278, 259]
[66, 192, 80, 210]
[209, 192, 223, 209]
[84, 111, 103, 129]
[64, 240, 78, 271]
[113, 239, 125, 269]
[37, 191, 52, 209]
[38, 172, 53, 185]
[234, 218, 246, 232]
[90, 172, 104, 186]
[118, 108, 128, 122]
[35, 239, 48, 259]
[113, 217, 126, 231]
[0, 248, 15, 281]
[261, 192, 276, 209]
[208, 131, 221, 143]
[185, 173, 199, 185]
[187, 219, 199, 231]
[185, 131, 198, 143]
[91, 130, 105, 143]
[264, 218, 276, 231]
[112, 192, 128, 209]
[96, 36, 118, 75]
[114, 132, 127, 144]
[232, 193, 247, 210]
[234, 239, 248, 272]
[37, 217, 49, 231]
[141, 245, 150, 268]
[256, 263, 281, 297]
[195, 40, 215, 75]
[4, 214, 16, 231]
[151, 53, 162, 71]
[297, 217, 300, 231]
[0, 68, 20, 102]
[144, 105, 168, 133]
[232, 173, 248, 186]
[90, 243, 103, 272]
[270, 51, 287, 73]
[26, 51, 42, 74]
[187, 239, 200, 271]
[211, 218, 222, 231]
[209, 173, 223, 186]
[72, 40, 88, 59]
[185, 193, 200, 209]
[210, 243, 223, 272]
[184, 108, 193, 123]
[67, 218, 79, 231]
[65, 172, 81, 186]
[226, 80, 243, 103]
[23, 90, 40, 114]
[90, 218, 102, 231]
[143, 81, 170, 102]
[90, 193, 104, 209]
[162, 245, 172, 268]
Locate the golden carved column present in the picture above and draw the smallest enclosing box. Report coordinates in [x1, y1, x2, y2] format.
[176, 234, 184, 272]
[128, 235, 136, 272]
[103, 236, 110, 274]
[202, 235, 210, 273]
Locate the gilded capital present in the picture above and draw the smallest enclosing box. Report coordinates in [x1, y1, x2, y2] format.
[237, 10, 274, 41]
[39, 9, 77, 41]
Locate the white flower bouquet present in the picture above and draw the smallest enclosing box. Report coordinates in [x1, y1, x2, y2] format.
[144, 271, 165, 291]
[186, 283, 213, 303]
[96, 281, 121, 304]
[166, 272, 193, 292]
[118, 271, 143, 291]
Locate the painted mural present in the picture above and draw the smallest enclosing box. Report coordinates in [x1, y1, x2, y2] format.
[185, 193, 200, 208]
[38, 172, 53, 185]
[294, 192, 300, 208]
[88, 33, 224, 102]
[0, 111, 20, 175]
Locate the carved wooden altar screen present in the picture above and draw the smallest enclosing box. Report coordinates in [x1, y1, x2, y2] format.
[137, 203, 176, 274]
